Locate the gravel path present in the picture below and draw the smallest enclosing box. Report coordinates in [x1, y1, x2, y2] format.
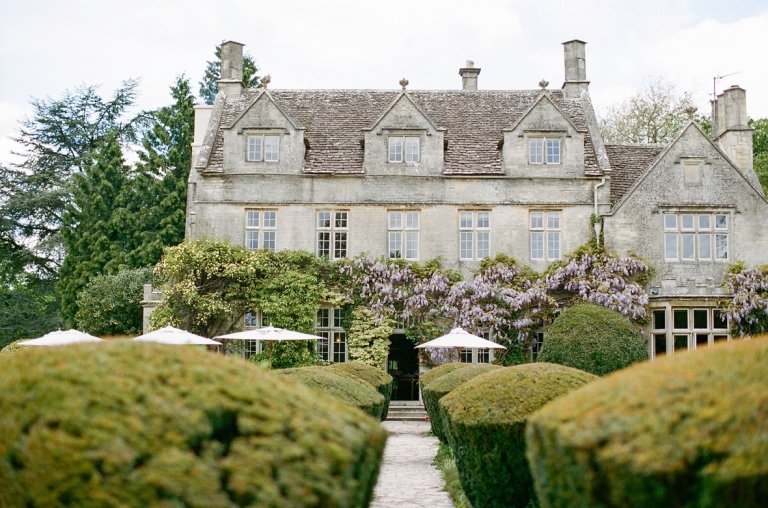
[371, 420, 454, 508]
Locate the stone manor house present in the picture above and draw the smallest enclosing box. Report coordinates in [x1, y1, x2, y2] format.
[169, 39, 766, 391]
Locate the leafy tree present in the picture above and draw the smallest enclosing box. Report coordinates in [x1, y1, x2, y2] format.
[0, 270, 60, 349]
[199, 44, 261, 105]
[600, 78, 694, 144]
[749, 118, 768, 194]
[75, 267, 153, 336]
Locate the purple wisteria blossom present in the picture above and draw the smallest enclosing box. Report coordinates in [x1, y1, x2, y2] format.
[722, 265, 768, 335]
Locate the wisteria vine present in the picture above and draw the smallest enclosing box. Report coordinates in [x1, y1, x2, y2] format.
[722, 264, 768, 336]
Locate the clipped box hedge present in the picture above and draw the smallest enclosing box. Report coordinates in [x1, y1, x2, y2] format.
[0, 342, 386, 508]
[422, 363, 500, 442]
[538, 302, 648, 376]
[279, 366, 386, 420]
[328, 361, 394, 420]
[440, 363, 597, 508]
[526, 337, 768, 508]
[419, 362, 471, 392]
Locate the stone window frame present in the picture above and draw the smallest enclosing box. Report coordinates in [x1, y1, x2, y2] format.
[316, 210, 348, 260]
[316, 307, 346, 363]
[650, 306, 729, 359]
[662, 211, 729, 262]
[245, 132, 281, 162]
[527, 134, 563, 165]
[245, 209, 277, 252]
[459, 210, 491, 260]
[529, 210, 561, 261]
[387, 134, 421, 164]
[388, 210, 420, 260]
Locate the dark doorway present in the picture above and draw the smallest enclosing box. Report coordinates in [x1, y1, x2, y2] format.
[387, 334, 419, 401]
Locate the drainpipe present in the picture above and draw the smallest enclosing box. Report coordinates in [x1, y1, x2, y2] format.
[593, 178, 606, 246]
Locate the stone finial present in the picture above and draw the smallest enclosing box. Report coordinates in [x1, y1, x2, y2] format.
[684, 105, 697, 119]
[260, 75, 271, 88]
[399, 78, 409, 91]
[539, 79, 549, 90]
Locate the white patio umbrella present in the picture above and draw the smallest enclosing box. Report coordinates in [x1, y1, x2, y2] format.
[215, 326, 322, 365]
[17, 329, 104, 346]
[415, 327, 506, 362]
[132, 326, 222, 346]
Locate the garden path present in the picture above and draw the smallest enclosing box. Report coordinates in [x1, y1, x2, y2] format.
[371, 420, 453, 508]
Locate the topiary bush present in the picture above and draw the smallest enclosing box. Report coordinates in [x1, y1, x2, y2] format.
[278, 366, 387, 420]
[538, 303, 648, 375]
[422, 363, 500, 442]
[440, 363, 597, 508]
[328, 361, 394, 420]
[0, 342, 386, 507]
[419, 362, 471, 395]
[526, 336, 768, 508]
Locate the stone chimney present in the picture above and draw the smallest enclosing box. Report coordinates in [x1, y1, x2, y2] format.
[459, 60, 481, 91]
[562, 39, 589, 98]
[218, 40, 245, 98]
[712, 85, 752, 171]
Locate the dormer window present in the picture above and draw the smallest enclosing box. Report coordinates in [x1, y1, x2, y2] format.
[388, 136, 420, 163]
[529, 137, 561, 165]
[246, 134, 280, 162]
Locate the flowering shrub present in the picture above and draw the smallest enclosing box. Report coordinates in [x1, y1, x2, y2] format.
[722, 263, 768, 335]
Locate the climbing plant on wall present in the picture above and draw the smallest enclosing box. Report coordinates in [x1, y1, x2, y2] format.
[721, 262, 768, 336]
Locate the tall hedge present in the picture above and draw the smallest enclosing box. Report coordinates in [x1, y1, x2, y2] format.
[538, 303, 648, 375]
[419, 362, 470, 395]
[526, 337, 768, 508]
[278, 366, 387, 420]
[0, 342, 386, 507]
[421, 363, 500, 442]
[328, 361, 394, 420]
[440, 364, 597, 508]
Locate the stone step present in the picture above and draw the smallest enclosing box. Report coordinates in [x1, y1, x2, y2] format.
[386, 403, 429, 421]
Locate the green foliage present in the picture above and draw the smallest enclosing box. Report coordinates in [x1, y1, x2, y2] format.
[0, 342, 386, 507]
[0, 272, 60, 350]
[249, 341, 321, 370]
[277, 366, 386, 420]
[750, 118, 768, 195]
[526, 336, 768, 508]
[422, 364, 500, 442]
[347, 307, 393, 369]
[418, 362, 470, 391]
[434, 443, 472, 508]
[74, 267, 153, 336]
[539, 303, 648, 375]
[328, 361, 394, 420]
[199, 44, 262, 105]
[440, 364, 597, 508]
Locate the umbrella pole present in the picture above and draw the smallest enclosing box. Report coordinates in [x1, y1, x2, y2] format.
[269, 340, 273, 368]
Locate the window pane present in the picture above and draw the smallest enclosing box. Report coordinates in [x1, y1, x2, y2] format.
[698, 234, 711, 259]
[460, 212, 473, 229]
[406, 211, 419, 228]
[405, 137, 420, 162]
[530, 212, 544, 229]
[681, 234, 695, 260]
[713, 335, 728, 343]
[477, 212, 490, 228]
[713, 310, 727, 329]
[318, 211, 331, 228]
[247, 136, 262, 161]
[334, 232, 347, 259]
[477, 349, 489, 363]
[335, 212, 348, 228]
[389, 231, 402, 258]
[333, 332, 346, 363]
[654, 334, 667, 357]
[460, 348, 472, 363]
[246, 231, 259, 250]
[653, 309, 666, 330]
[247, 210, 260, 228]
[715, 234, 728, 259]
[317, 232, 330, 257]
[388, 137, 403, 162]
[681, 214, 694, 230]
[264, 136, 280, 162]
[695, 334, 709, 348]
[698, 215, 711, 230]
[263, 231, 276, 251]
[477, 231, 490, 258]
[673, 309, 688, 329]
[460, 231, 473, 259]
[674, 334, 689, 351]
[405, 231, 418, 259]
[389, 211, 402, 229]
[245, 311, 259, 328]
[693, 309, 708, 329]
[547, 231, 560, 259]
[715, 214, 728, 229]
[333, 309, 344, 328]
[547, 211, 560, 229]
[665, 233, 678, 259]
[529, 138, 543, 164]
[316, 309, 329, 328]
[531, 231, 544, 259]
[546, 139, 560, 164]
[263, 211, 276, 228]
[664, 214, 677, 229]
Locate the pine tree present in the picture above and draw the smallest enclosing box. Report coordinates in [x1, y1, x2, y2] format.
[199, 45, 261, 105]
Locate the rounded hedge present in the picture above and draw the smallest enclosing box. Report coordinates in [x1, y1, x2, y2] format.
[0, 342, 386, 508]
[440, 363, 597, 508]
[419, 362, 471, 394]
[327, 362, 394, 420]
[278, 366, 386, 420]
[422, 363, 500, 442]
[526, 337, 768, 508]
[538, 303, 648, 375]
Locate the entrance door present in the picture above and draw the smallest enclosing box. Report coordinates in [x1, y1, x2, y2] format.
[387, 334, 419, 401]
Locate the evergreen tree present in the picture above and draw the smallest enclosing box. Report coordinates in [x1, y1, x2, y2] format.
[749, 118, 768, 194]
[199, 45, 261, 105]
[58, 134, 131, 324]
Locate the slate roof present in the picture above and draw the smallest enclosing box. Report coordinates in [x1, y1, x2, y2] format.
[605, 144, 663, 205]
[203, 88, 600, 176]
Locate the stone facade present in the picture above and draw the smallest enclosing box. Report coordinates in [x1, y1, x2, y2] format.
[180, 39, 767, 361]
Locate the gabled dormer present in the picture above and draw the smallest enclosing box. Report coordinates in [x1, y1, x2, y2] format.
[501, 90, 586, 178]
[362, 90, 445, 176]
[223, 90, 306, 174]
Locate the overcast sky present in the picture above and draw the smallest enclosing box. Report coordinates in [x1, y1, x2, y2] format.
[1, 0, 767, 166]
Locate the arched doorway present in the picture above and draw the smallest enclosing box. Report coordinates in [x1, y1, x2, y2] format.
[387, 334, 419, 401]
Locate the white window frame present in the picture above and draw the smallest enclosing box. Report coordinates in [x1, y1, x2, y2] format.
[316, 307, 347, 363]
[649, 307, 730, 359]
[245, 209, 277, 252]
[459, 210, 491, 260]
[388, 136, 420, 163]
[663, 212, 729, 262]
[317, 210, 348, 260]
[528, 136, 561, 165]
[530, 210, 561, 261]
[388, 210, 420, 260]
[246, 134, 280, 162]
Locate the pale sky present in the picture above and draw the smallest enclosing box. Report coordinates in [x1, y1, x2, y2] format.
[1, 0, 767, 166]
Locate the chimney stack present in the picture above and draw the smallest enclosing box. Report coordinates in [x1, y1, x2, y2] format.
[562, 40, 589, 98]
[459, 60, 481, 91]
[712, 85, 752, 171]
[218, 40, 245, 98]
